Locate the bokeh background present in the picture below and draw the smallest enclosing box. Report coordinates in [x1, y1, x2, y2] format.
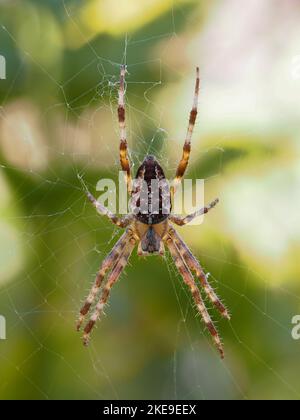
[1, 0, 300, 400]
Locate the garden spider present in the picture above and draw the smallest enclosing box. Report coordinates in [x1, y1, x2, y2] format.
[77, 66, 230, 358]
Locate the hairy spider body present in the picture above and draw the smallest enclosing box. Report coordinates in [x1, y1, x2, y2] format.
[132, 155, 171, 226]
[134, 219, 168, 256]
[77, 66, 230, 358]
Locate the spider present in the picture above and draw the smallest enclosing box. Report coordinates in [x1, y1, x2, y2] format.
[77, 66, 230, 358]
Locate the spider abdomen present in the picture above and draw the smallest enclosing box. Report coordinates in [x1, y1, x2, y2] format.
[131, 155, 171, 225]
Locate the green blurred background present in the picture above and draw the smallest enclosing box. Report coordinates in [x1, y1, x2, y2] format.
[1, 0, 300, 400]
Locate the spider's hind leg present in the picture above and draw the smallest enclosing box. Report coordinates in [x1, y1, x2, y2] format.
[118, 65, 132, 193]
[171, 67, 200, 197]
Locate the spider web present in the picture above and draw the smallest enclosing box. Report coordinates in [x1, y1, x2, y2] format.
[1, 0, 300, 400]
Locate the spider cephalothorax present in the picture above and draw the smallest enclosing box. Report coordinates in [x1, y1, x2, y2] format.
[77, 66, 230, 358]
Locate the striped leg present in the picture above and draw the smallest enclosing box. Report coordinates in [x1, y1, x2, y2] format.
[165, 235, 224, 358]
[118, 65, 132, 193]
[170, 198, 219, 226]
[168, 227, 230, 320]
[78, 174, 133, 227]
[171, 67, 200, 197]
[76, 231, 130, 331]
[83, 236, 136, 346]
[86, 189, 134, 227]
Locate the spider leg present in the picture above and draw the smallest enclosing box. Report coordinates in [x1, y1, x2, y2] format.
[165, 234, 224, 358]
[76, 230, 131, 331]
[118, 65, 132, 194]
[169, 198, 219, 226]
[82, 236, 136, 346]
[171, 67, 200, 197]
[78, 174, 133, 227]
[168, 227, 230, 320]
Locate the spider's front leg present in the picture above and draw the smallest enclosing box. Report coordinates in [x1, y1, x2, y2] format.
[83, 234, 136, 346]
[76, 231, 131, 331]
[169, 198, 219, 226]
[165, 234, 224, 358]
[168, 227, 230, 320]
